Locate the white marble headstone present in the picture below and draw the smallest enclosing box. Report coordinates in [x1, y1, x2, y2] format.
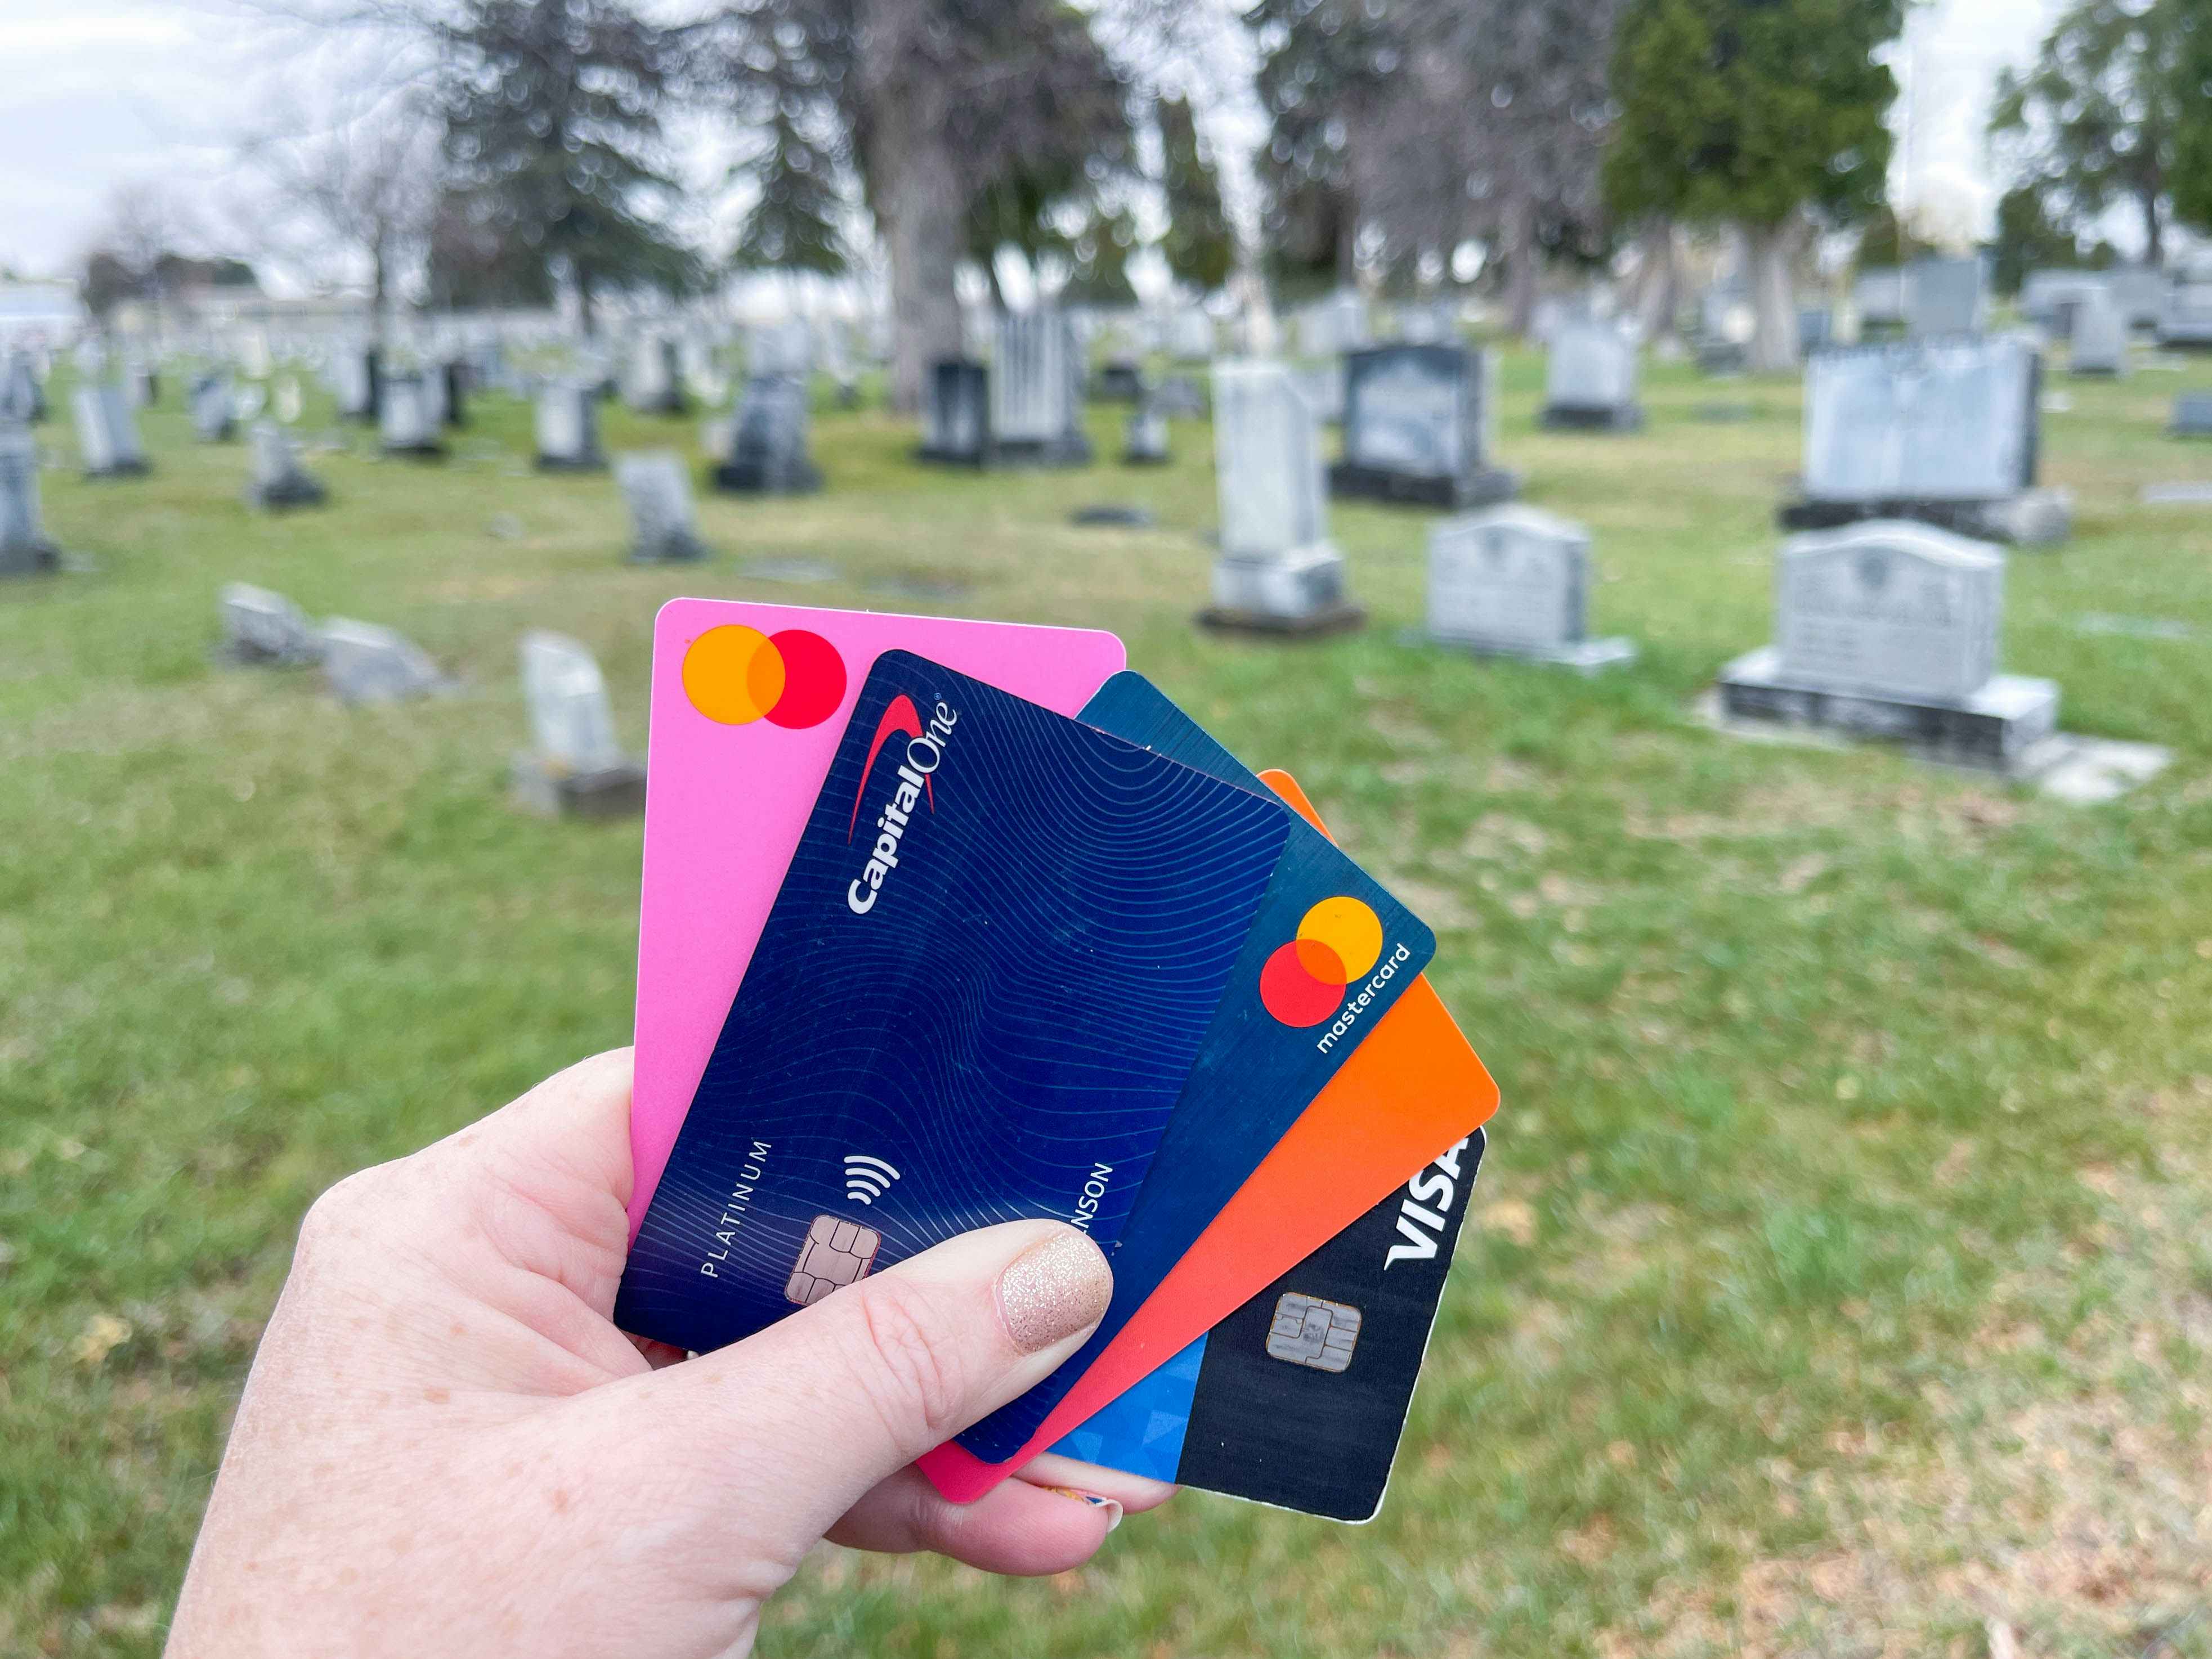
[1428, 506, 1592, 654]
[521, 631, 625, 774]
[1774, 520, 2003, 704]
[1545, 322, 1638, 412]
[1212, 360, 1328, 558]
[1803, 338, 2038, 504]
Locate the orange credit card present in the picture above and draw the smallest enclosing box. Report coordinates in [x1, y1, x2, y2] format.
[917, 769, 1499, 1501]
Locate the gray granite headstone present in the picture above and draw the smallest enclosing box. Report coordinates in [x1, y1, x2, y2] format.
[713, 374, 821, 494]
[334, 348, 377, 421]
[1718, 519, 2059, 769]
[534, 382, 605, 470]
[624, 332, 686, 414]
[218, 582, 323, 665]
[379, 374, 444, 457]
[919, 359, 989, 465]
[1204, 359, 1354, 628]
[1905, 258, 1987, 338]
[2107, 266, 2165, 332]
[1332, 344, 1516, 507]
[2070, 288, 2128, 375]
[74, 384, 149, 477]
[616, 451, 709, 563]
[191, 373, 237, 442]
[2171, 393, 2212, 437]
[1540, 322, 1643, 431]
[2157, 263, 2212, 347]
[2021, 270, 2099, 331]
[1167, 308, 1214, 361]
[0, 419, 60, 575]
[320, 618, 447, 703]
[988, 309, 1090, 464]
[245, 422, 327, 510]
[1426, 505, 1632, 670]
[1, 353, 41, 423]
[1122, 401, 1170, 465]
[511, 630, 645, 817]
[1853, 267, 1906, 332]
[1789, 336, 2068, 545]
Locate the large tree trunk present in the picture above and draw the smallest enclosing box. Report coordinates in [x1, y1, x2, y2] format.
[1743, 219, 1800, 375]
[1503, 188, 1539, 338]
[854, 5, 964, 414]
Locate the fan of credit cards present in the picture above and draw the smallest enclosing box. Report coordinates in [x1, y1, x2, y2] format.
[615, 598, 1500, 1522]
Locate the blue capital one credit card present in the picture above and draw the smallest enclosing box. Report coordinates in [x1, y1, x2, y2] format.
[614, 652, 1294, 1356]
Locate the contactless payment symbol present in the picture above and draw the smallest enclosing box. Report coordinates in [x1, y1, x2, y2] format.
[842, 1153, 902, 1205]
[1259, 896, 1383, 1027]
[682, 625, 847, 728]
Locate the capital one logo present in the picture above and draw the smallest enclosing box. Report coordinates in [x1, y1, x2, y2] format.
[1259, 897, 1383, 1026]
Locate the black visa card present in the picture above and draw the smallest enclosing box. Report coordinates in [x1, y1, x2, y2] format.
[614, 652, 1295, 1356]
[1053, 1129, 1486, 1522]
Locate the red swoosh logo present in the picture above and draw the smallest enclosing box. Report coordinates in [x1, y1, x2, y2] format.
[847, 694, 933, 840]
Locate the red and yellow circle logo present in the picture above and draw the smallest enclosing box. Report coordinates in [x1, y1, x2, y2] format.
[1259, 897, 1383, 1026]
[682, 625, 847, 728]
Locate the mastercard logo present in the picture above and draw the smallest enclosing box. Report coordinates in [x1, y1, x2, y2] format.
[682, 625, 847, 728]
[1259, 897, 1385, 1026]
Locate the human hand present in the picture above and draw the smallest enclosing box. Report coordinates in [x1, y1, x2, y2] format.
[166, 1049, 1171, 1658]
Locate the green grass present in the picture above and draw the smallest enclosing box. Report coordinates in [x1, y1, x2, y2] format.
[6, 347, 2212, 1657]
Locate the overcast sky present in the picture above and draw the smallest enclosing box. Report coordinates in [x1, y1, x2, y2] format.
[0, 0, 2069, 288]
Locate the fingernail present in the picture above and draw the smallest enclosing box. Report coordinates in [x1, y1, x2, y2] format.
[1046, 1487, 1124, 1531]
[998, 1227, 1112, 1353]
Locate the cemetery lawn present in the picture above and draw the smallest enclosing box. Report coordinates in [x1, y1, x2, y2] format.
[8, 350, 2212, 1659]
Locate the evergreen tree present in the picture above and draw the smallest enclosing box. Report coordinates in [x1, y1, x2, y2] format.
[1247, 0, 1399, 296]
[1991, 0, 2192, 266]
[1158, 95, 1233, 294]
[729, 102, 849, 275]
[1606, 0, 1902, 371]
[435, 0, 702, 333]
[1989, 186, 2084, 295]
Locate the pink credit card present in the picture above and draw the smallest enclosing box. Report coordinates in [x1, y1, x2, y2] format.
[628, 599, 1127, 1237]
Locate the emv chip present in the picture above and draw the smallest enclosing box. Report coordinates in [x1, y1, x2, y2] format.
[786, 1216, 883, 1306]
[1265, 1291, 1362, 1373]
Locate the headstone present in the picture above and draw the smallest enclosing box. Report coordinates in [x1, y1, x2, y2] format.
[1717, 520, 2057, 769]
[1201, 360, 1359, 634]
[439, 360, 468, 428]
[274, 375, 304, 424]
[1798, 307, 1834, 356]
[918, 358, 989, 465]
[2157, 263, 2212, 348]
[534, 382, 605, 471]
[1, 353, 41, 423]
[190, 373, 236, 442]
[2107, 266, 2165, 333]
[1785, 337, 2069, 546]
[616, 451, 710, 563]
[73, 384, 149, 478]
[712, 374, 822, 494]
[245, 422, 327, 511]
[510, 631, 646, 818]
[1331, 344, 1517, 508]
[988, 309, 1090, 464]
[320, 618, 447, 704]
[232, 383, 267, 423]
[217, 582, 323, 665]
[1853, 267, 1906, 334]
[334, 348, 378, 422]
[2020, 270, 2101, 331]
[1289, 361, 1345, 426]
[1426, 506, 1634, 671]
[123, 359, 158, 410]
[1540, 321, 1644, 431]
[0, 419, 61, 576]
[1121, 401, 1170, 466]
[2070, 288, 2129, 376]
[1167, 308, 1214, 361]
[624, 332, 686, 414]
[1905, 257, 1987, 338]
[378, 374, 445, 458]
[1094, 358, 1145, 402]
[1152, 375, 1207, 419]
[2171, 393, 2212, 437]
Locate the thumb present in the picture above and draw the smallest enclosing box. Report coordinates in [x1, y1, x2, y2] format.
[615, 1221, 1110, 1549]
